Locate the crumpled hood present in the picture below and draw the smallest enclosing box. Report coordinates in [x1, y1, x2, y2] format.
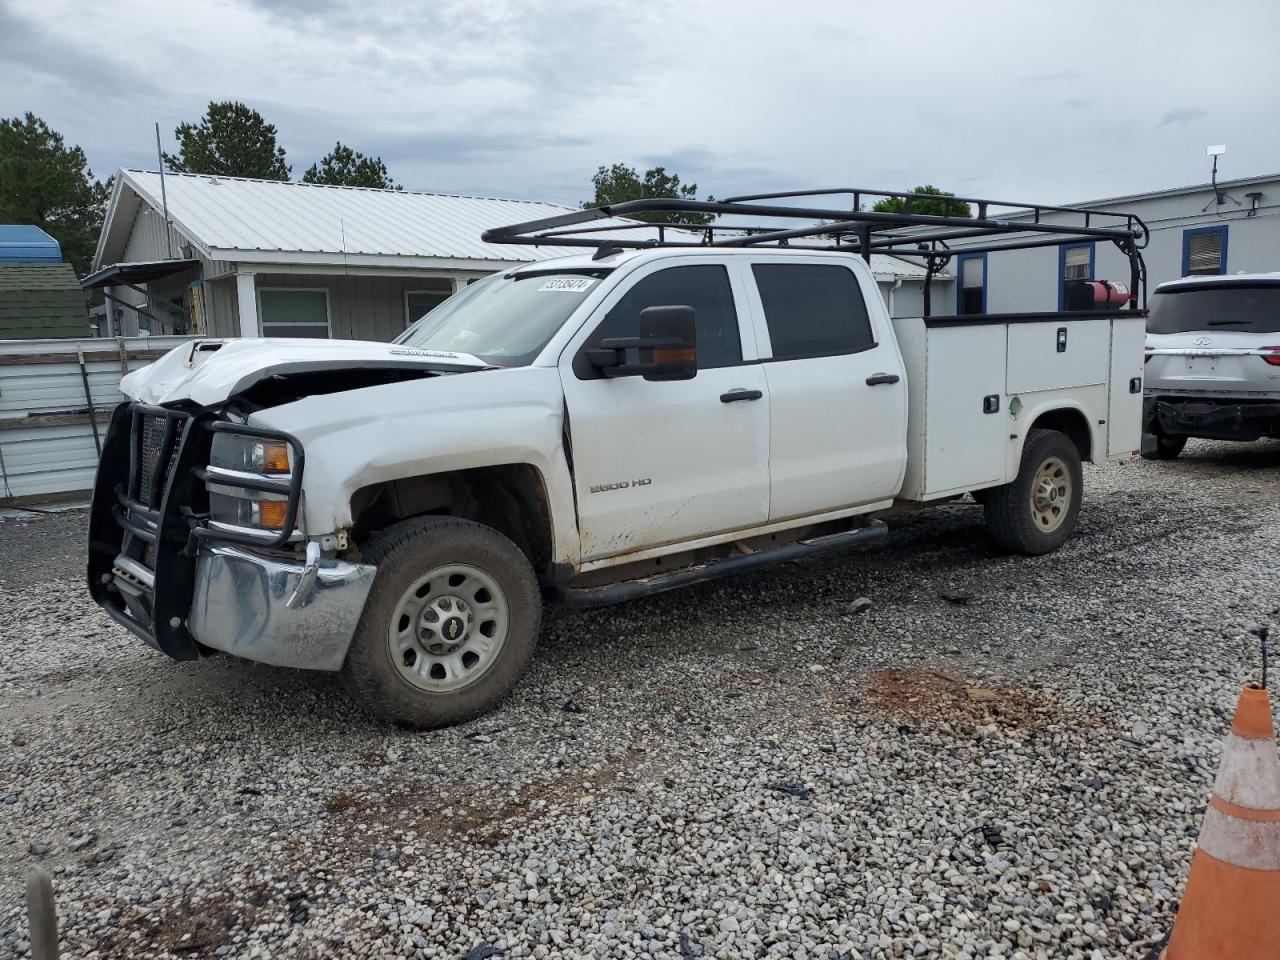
[121, 337, 488, 407]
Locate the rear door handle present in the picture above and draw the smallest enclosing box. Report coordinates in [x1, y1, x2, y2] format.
[720, 389, 763, 403]
[866, 373, 900, 386]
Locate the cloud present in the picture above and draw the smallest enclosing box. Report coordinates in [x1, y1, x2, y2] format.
[0, 6, 147, 98]
[1027, 69, 1081, 84]
[1158, 107, 1208, 128]
[4, 0, 1280, 211]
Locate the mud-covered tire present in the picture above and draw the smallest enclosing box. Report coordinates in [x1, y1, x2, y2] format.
[1141, 434, 1186, 460]
[984, 428, 1083, 556]
[342, 516, 541, 728]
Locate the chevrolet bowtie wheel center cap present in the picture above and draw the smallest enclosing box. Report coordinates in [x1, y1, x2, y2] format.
[423, 595, 473, 654]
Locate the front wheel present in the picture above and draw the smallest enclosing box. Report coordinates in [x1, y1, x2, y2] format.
[984, 428, 1083, 556]
[342, 516, 541, 728]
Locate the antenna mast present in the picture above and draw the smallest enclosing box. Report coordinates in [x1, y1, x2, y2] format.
[155, 122, 174, 259]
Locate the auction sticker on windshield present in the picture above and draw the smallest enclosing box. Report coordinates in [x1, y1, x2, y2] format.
[538, 278, 596, 293]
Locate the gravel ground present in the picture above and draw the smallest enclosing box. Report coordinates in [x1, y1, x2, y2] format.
[1, 439, 1277, 960]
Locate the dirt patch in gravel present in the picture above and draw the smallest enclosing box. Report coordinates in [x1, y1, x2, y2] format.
[861, 668, 1064, 733]
[324, 762, 628, 851]
[96, 886, 270, 957]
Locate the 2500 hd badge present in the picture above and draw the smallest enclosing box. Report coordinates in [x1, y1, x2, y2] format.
[590, 477, 652, 494]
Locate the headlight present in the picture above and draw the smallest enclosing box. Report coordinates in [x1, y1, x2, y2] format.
[200, 428, 301, 542]
[210, 433, 292, 474]
[208, 489, 290, 531]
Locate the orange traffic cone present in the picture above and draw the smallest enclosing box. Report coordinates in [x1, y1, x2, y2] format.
[1162, 682, 1280, 958]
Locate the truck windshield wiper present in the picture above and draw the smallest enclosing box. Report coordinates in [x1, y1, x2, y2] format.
[1207, 319, 1249, 325]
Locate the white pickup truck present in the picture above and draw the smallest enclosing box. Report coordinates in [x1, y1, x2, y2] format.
[88, 191, 1149, 726]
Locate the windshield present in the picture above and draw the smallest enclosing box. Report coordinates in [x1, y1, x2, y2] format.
[395, 269, 612, 366]
[1149, 283, 1280, 335]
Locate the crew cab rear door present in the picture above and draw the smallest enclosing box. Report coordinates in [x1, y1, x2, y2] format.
[559, 258, 770, 562]
[744, 256, 908, 522]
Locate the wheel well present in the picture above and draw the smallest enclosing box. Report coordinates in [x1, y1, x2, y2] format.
[350, 465, 553, 580]
[1029, 407, 1092, 461]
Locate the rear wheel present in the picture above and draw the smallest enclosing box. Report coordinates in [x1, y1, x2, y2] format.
[342, 516, 541, 728]
[1141, 434, 1187, 460]
[984, 428, 1083, 555]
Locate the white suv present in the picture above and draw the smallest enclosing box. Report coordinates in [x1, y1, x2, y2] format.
[1143, 274, 1280, 459]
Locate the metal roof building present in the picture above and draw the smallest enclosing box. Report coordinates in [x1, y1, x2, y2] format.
[87, 169, 943, 340]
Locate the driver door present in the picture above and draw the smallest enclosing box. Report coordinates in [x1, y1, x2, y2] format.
[559, 259, 771, 563]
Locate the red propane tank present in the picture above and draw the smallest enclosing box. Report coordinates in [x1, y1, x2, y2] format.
[1080, 280, 1130, 307]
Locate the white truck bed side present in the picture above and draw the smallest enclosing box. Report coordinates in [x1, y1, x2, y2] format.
[894, 314, 1145, 501]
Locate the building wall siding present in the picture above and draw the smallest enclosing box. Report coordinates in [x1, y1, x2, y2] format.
[108, 204, 219, 336]
[205, 276, 239, 338]
[253, 272, 470, 342]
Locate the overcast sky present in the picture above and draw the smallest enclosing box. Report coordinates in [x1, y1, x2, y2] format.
[4, 0, 1279, 208]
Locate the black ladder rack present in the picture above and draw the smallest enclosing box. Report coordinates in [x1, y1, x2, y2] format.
[481, 187, 1150, 312]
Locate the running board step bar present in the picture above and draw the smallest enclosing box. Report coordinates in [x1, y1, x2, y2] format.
[558, 520, 888, 608]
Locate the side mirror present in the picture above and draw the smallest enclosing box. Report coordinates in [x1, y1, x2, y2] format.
[637, 305, 697, 381]
[585, 305, 698, 381]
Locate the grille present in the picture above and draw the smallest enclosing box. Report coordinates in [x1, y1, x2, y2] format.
[139, 415, 166, 504]
[132, 412, 184, 570]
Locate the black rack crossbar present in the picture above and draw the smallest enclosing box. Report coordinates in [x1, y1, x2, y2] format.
[483, 191, 1147, 253]
[721, 186, 1122, 222]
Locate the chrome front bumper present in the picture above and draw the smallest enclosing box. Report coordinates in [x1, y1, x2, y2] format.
[187, 544, 377, 671]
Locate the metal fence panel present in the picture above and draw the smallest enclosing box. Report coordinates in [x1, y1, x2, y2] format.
[0, 336, 197, 506]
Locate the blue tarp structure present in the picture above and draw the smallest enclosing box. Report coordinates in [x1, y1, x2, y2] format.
[0, 225, 62, 264]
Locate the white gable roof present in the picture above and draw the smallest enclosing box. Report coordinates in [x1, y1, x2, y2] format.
[95, 169, 636, 270]
[94, 169, 940, 279]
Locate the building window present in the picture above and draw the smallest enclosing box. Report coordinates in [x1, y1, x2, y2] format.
[1058, 242, 1095, 310]
[956, 253, 987, 315]
[1182, 225, 1228, 276]
[752, 263, 875, 360]
[405, 278, 456, 328]
[259, 288, 330, 338]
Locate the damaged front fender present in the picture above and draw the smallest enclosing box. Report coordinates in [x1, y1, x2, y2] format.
[248, 365, 581, 566]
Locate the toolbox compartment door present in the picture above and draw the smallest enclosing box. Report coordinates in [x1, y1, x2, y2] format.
[893, 317, 1008, 499]
[923, 324, 1009, 495]
[1006, 319, 1110, 394]
[1107, 314, 1147, 457]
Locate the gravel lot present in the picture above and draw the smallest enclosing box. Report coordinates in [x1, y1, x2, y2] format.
[1, 440, 1277, 960]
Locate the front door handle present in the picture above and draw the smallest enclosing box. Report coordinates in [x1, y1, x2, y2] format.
[866, 373, 901, 386]
[720, 389, 763, 403]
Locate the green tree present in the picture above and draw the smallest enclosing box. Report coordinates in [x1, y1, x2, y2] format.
[302, 142, 400, 189]
[584, 163, 715, 225]
[872, 184, 972, 219]
[0, 112, 111, 277]
[164, 101, 290, 180]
